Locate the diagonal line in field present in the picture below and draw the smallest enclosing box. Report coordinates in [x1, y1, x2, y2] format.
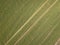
[55, 38, 60, 45]
[38, 15, 60, 43]
[0, 0, 30, 27]
[14, 0, 58, 45]
[6, 0, 37, 39]
[39, 21, 59, 45]
[5, 0, 48, 45]
[28, 16, 52, 45]
[38, 1, 58, 45]
[32, 15, 60, 45]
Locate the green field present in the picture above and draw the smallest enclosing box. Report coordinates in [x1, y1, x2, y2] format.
[0, 0, 60, 45]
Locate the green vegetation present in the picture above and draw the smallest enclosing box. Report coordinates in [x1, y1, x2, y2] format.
[0, 0, 60, 45]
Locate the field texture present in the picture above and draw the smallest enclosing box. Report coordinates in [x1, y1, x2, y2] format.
[0, 0, 60, 45]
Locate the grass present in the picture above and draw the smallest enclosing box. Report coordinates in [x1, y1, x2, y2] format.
[0, 0, 60, 45]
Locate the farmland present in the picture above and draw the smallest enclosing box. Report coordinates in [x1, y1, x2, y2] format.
[0, 0, 60, 45]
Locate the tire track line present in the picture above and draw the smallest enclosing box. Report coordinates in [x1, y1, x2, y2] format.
[38, 1, 58, 45]
[5, 0, 48, 45]
[14, 0, 57, 45]
[39, 21, 59, 45]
